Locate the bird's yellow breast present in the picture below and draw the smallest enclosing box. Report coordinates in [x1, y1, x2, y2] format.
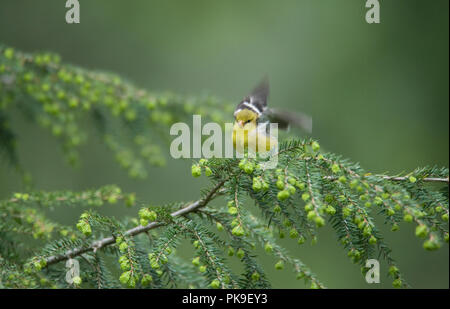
[232, 122, 275, 153]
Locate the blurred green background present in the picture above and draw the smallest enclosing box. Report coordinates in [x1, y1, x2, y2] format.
[0, 0, 448, 288]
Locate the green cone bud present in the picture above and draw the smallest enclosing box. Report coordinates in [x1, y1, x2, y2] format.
[349, 179, 358, 189]
[232, 225, 244, 236]
[252, 179, 262, 192]
[192, 257, 200, 266]
[304, 203, 313, 212]
[141, 274, 153, 286]
[415, 225, 428, 239]
[301, 193, 310, 201]
[296, 181, 305, 190]
[287, 185, 296, 195]
[72, 276, 82, 286]
[331, 164, 340, 174]
[423, 239, 441, 251]
[251, 271, 260, 281]
[204, 167, 212, 177]
[244, 163, 254, 174]
[264, 243, 273, 253]
[325, 205, 336, 215]
[277, 190, 290, 201]
[403, 214, 413, 223]
[210, 279, 220, 289]
[392, 278, 402, 288]
[236, 248, 245, 259]
[311, 141, 320, 152]
[228, 247, 235, 256]
[296, 272, 305, 280]
[388, 266, 399, 276]
[191, 165, 202, 177]
[275, 260, 284, 270]
[119, 242, 129, 253]
[228, 207, 238, 215]
[314, 216, 325, 227]
[119, 271, 132, 286]
[307, 210, 316, 221]
[289, 228, 299, 239]
[276, 180, 285, 190]
[297, 236, 306, 245]
[338, 176, 347, 184]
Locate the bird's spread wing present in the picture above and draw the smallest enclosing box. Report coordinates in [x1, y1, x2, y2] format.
[248, 76, 269, 111]
[266, 108, 313, 133]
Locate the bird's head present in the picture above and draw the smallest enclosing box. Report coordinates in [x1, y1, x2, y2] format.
[234, 109, 258, 128]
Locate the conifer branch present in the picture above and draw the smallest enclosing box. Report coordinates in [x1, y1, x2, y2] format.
[380, 176, 449, 184]
[44, 179, 226, 267]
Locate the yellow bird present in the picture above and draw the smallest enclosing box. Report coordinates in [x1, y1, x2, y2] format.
[232, 78, 312, 155]
[232, 109, 275, 153]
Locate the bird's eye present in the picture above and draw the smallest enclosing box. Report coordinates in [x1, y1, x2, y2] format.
[245, 120, 251, 124]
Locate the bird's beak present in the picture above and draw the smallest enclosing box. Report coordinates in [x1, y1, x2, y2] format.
[238, 120, 244, 128]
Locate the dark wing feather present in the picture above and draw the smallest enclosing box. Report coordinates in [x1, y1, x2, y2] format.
[249, 77, 269, 111]
[266, 108, 313, 133]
